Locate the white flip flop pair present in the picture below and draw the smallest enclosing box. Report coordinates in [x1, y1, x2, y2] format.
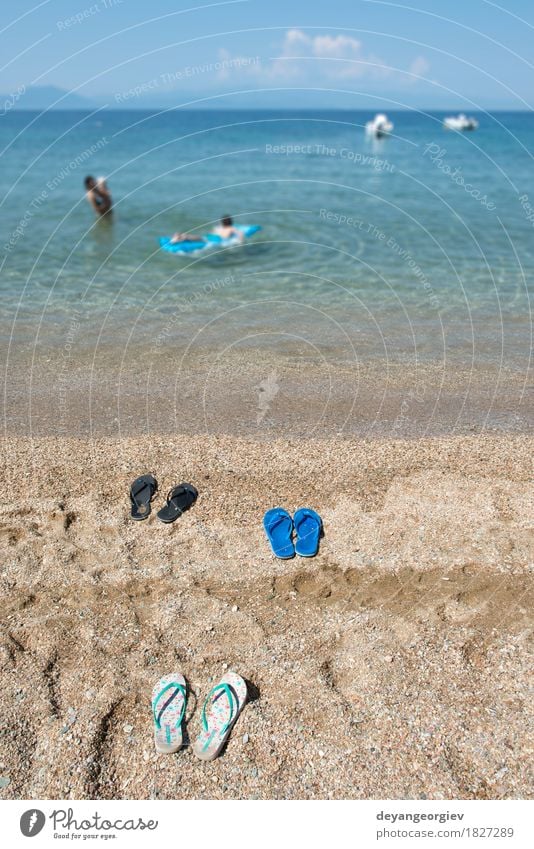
[151, 671, 247, 761]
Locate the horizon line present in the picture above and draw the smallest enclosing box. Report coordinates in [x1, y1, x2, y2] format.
[5, 106, 533, 113]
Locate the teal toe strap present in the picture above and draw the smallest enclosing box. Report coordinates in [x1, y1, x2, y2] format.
[201, 682, 237, 736]
[153, 682, 186, 730]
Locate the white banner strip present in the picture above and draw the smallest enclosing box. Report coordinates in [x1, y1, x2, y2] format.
[2, 799, 532, 848]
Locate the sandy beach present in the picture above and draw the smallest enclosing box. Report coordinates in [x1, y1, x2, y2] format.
[0, 433, 532, 800]
[2, 0, 534, 831]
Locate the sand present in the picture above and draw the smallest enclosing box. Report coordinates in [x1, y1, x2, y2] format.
[0, 433, 532, 800]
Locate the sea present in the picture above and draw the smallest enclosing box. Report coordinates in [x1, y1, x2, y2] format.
[0, 109, 532, 437]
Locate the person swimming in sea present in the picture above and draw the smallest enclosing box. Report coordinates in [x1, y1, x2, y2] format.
[170, 216, 244, 244]
[84, 175, 112, 216]
[212, 216, 244, 241]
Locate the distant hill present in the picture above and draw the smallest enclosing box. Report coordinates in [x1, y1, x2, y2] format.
[2, 85, 96, 110]
[4, 85, 363, 111]
[1, 84, 515, 112]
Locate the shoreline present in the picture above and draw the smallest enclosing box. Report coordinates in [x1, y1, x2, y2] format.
[0, 432, 532, 799]
[3, 353, 532, 438]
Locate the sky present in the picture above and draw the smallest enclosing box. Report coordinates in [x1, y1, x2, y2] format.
[1, 0, 533, 109]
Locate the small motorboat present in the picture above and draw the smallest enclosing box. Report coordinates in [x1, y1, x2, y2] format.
[365, 113, 394, 137]
[443, 113, 479, 131]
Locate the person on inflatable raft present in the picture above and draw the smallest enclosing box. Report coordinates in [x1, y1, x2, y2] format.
[170, 215, 244, 245]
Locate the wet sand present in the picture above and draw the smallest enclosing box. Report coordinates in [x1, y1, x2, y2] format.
[4, 348, 532, 438]
[0, 433, 532, 799]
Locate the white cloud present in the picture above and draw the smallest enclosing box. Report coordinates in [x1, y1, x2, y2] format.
[270, 29, 373, 79]
[267, 28, 390, 82]
[407, 55, 430, 79]
[215, 30, 429, 86]
[282, 28, 310, 53]
[282, 29, 362, 59]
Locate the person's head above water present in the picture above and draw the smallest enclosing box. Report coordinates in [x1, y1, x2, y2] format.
[221, 216, 233, 226]
[84, 176, 96, 190]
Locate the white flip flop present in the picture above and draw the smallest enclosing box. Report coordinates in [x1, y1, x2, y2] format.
[151, 673, 187, 754]
[193, 671, 248, 761]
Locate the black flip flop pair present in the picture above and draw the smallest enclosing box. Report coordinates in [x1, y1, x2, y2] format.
[129, 475, 198, 523]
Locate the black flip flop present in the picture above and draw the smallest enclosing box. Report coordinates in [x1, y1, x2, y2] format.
[157, 483, 198, 524]
[130, 474, 158, 520]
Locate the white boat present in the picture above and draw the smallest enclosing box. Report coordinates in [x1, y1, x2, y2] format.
[365, 113, 394, 137]
[443, 113, 478, 131]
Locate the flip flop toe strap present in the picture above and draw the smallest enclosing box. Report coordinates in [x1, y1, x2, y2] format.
[131, 478, 155, 510]
[268, 514, 290, 535]
[153, 682, 186, 730]
[202, 682, 237, 737]
[167, 488, 186, 515]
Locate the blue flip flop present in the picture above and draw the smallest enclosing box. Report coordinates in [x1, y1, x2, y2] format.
[294, 508, 322, 557]
[263, 508, 295, 559]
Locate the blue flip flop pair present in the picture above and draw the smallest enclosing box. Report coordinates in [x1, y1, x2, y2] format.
[263, 508, 322, 559]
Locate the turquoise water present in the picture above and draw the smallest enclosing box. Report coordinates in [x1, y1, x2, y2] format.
[0, 109, 532, 434]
